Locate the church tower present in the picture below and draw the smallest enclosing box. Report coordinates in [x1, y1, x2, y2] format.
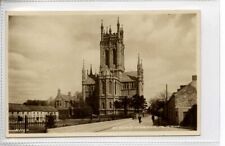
[100, 17, 125, 76]
[82, 18, 145, 116]
[137, 54, 144, 96]
[82, 60, 86, 102]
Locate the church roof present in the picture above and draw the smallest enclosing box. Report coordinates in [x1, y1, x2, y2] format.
[121, 71, 138, 82]
[84, 76, 96, 85]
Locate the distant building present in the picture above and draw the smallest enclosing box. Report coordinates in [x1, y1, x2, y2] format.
[54, 89, 81, 119]
[166, 75, 197, 125]
[9, 103, 59, 122]
[82, 18, 144, 115]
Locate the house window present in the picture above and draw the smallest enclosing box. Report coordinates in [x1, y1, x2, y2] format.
[131, 82, 135, 89]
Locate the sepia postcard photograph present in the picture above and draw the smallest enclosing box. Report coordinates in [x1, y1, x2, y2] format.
[6, 11, 200, 137]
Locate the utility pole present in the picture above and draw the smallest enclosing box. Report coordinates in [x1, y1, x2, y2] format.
[165, 84, 168, 120]
[166, 84, 168, 102]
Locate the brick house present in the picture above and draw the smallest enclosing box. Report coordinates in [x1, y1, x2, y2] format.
[166, 75, 197, 125]
[54, 89, 80, 119]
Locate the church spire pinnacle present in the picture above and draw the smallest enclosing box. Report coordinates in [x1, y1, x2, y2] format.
[101, 19, 103, 27]
[90, 64, 93, 75]
[109, 25, 112, 34]
[101, 19, 104, 40]
[117, 16, 120, 33]
[82, 59, 87, 80]
[82, 59, 85, 70]
[138, 53, 141, 65]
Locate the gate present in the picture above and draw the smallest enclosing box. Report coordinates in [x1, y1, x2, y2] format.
[9, 116, 47, 133]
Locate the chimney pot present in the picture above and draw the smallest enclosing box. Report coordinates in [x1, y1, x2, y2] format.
[192, 75, 197, 81]
[180, 85, 185, 88]
[57, 89, 61, 95]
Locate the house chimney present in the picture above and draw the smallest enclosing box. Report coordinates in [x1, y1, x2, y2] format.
[180, 85, 185, 88]
[192, 75, 197, 81]
[57, 89, 61, 95]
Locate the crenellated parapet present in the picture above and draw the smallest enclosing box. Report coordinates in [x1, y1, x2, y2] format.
[100, 17, 125, 74]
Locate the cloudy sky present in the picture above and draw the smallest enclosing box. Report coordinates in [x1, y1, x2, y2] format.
[8, 12, 198, 103]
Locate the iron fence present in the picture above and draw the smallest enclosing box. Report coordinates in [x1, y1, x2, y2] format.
[9, 115, 55, 133]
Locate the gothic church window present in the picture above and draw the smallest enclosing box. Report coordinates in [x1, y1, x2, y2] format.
[109, 81, 112, 94]
[109, 102, 112, 109]
[102, 102, 105, 109]
[115, 82, 117, 95]
[102, 80, 106, 94]
[105, 50, 109, 67]
[113, 49, 117, 65]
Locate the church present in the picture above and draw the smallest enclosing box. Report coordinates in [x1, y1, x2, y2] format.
[82, 18, 144, 115]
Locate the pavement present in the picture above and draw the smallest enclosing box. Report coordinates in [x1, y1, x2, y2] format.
[48, 115, 192, 133]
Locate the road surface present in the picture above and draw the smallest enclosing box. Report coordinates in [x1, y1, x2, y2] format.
[48, 115, 192, 133]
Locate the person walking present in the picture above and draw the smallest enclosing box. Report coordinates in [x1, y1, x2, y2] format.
[138, 114, 142, 124]
[152, 115, 155, 123]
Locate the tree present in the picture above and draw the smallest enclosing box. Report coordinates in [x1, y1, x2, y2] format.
[86, 95, 99, 115]
[130, 94, 147, 113]
[74, 91, 83, 102]
[149, 98, 165, 117]
[113, 97, 131, 116]
[120, 96, 131, 116]
[47, 97, 55, 106]
[114, 100, 121, 116]
[148, 91, 171, 118]
[23, 100, 47, 106]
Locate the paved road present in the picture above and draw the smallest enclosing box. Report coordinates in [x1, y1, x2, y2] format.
[48, 115, 191, 133]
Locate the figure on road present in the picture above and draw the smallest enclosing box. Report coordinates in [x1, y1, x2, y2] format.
[152, 115, 155, 123]
[138, 114, 142, 124]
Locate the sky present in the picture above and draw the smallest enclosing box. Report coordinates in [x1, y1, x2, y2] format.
[8, 12, 198, 103]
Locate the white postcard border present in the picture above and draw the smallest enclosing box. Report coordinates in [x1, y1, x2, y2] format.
[0, 0, 220, 146]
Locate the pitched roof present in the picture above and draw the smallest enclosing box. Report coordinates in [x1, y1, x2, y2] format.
[177, 80, 197, 95]
[9, 104, 30, 112]
[121, 71, 137, 82]
[168, 80, 197, 102]
[55, 94, 70, 101]
[9, 103, 58, 112]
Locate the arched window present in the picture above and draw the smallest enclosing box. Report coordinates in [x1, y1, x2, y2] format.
[109, 102, 112, 109]
[115, 82, 117, 95]
[102, 102, 105, 109]
[109, 81, 112, 94]
[105, 50, 109, 67]
[113, 49, 117, 65]
[102, 80, 106, 94]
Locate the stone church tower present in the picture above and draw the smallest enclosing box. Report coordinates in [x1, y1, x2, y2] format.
[82, 18, 144, 115]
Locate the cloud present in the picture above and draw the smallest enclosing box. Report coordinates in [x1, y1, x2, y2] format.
[8, 12, 198, 103]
